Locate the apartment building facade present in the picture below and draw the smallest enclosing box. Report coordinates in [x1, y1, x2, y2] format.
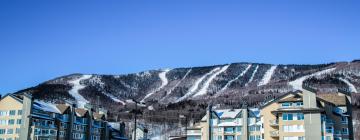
[187, 107, 261, 140]
[188, 89, 353, 140]
[0, 94, 114, 140]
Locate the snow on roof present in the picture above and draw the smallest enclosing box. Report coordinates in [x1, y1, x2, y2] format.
[33, 101, 61, 114]
[215, 109, 242, 119]
[249, 108, 260, 118]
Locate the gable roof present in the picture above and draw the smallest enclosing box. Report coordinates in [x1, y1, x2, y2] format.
[56, 104, 70, 114]
[93, 112, 106, 121]
[75, 108, 88, 117]
[260, 90, 302, 109]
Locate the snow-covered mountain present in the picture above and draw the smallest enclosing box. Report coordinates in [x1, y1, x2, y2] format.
[13, 60, 360, 138]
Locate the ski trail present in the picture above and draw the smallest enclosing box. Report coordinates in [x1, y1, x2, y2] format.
[166, 69, 192, 95]
[289, 68, 336, 90]
[339, 78, 358, 93]
[258, 65, 277, 86]
[68, 75, 92, 108]
[219, 64, 252, 93]
[176, 67, 220, 102]
[141, 69, 171, 102]
[103, 93, 126, 105]
[193, 65, 230, 97]
[245, 65, 259, 86]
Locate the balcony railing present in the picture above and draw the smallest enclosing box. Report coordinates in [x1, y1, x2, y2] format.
[270, 131, 279, 137]
[269, 120, 279, 126]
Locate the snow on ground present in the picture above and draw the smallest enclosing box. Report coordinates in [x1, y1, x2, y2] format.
[339, 78, 358, 93]
[193, 65, 230, 97]
[258, 65, 277, 86]
[245, 65, 259, 86]
[176, 67, 220, 102]
[68, 75, 92, 108]
[141, 69, 171, 102]
[289, 68, 336, 90]
[219, 64, 252, 93]
[160, 69, 192, 102]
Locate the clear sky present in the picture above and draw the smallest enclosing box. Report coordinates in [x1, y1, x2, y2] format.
[0, 0, 359, 94]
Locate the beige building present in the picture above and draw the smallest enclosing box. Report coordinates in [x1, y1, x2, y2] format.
[188, 88, 353, 140]
[187, 107, 261, 140]
[0, 94, 114, 140]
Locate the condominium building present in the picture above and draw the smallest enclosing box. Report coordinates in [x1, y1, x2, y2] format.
[187, 107, 261, 140]
[261, 88, 353, 140]
[0, 94, 116, 140]
[188, 88, 353, 140]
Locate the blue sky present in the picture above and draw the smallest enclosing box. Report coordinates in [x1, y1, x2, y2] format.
[0, 0, 359, 94]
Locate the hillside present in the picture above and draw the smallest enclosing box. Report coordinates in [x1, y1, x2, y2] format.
[13, 60, 360, 138]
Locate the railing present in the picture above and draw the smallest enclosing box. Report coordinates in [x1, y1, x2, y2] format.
[269, 120, 279, 126]
[270, 131, 279, 137]
[187, 130, 201, 135]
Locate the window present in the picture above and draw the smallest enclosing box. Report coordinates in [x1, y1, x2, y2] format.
[218, 136, 222, 140]
[0, 111, 7, 116]
[342, 128, 349, 135]
[8, 119, 15, 125]
[0, 129, 5, 134]
[17, 110, 22, 116]
[296, 102, 303, 106]
[6, 129, 13, 134]
[236, 126, 242, 132]
[282, 102, 292, 108]
[224, 136, 234, 140]
[326, 126, 333, 133]
[236, 135, 241, 140]
[283, 125, 304, 132]
[282, 113, 293, 121]
[16, 119, 21, 125]
[297, 113, 304, 120]
[341, 117, 348, 124]
[0, 120, 6, 125]
[50, 130, 56, 136]
[9, 110, 16, 116]
[224, 127, 234, 133]
[15, 128, 20, 134]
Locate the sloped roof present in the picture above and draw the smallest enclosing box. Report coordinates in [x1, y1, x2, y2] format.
[56, 104, 70, 114]
[317, 94, 347, 106]
[75, 108, 88, 117]
[278, 95, 303, 103]
[93, 112, 105, 120]
[215, 109, 242, 119]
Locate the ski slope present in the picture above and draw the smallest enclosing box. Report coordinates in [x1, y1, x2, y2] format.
[219, 64, 252, 93]
[68, 75, 92, 108]
[289, 68, 336, 90]
[141, 69, 171, 102]
[176, 67, 220, 102]
[339, 78, 358, 93]
[193, 65, 230, 97]
[258, 65, 277, 86]
[245, 65, 259, 86]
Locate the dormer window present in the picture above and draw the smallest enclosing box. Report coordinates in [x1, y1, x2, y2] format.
[296, 102, 303, 107]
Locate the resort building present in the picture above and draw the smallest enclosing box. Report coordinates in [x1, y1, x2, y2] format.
[187, 107, 261, 140]
[0, 93, 118, 140]
[187, 88, 353, 140]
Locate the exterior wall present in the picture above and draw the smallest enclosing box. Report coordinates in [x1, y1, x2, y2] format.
[0, 96, 23, 140]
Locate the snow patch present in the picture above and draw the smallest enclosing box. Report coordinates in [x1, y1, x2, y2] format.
[141, 69, 171, 102]
[289, 68, 336, 90]
[219, 64, 251, 93]
[339, 78, 358, 93]
[68, 75, 92, 108]
[103, 93, 126, 105]
[245, 65, 259, 86]
[193, 65, 230, 97]
[33, 101, 61, 114]
[258, 65, 277, 86]
[176, 67, 220, 102]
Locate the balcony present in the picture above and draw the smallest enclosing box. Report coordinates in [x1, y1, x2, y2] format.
[270, 131, 279, 137]
[269, 120, 279, 126]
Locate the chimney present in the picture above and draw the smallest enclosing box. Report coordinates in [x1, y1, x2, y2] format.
[19, 93, 33, 140]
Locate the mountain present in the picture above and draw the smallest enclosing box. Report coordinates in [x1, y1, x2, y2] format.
[13, 60, 360, 138]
